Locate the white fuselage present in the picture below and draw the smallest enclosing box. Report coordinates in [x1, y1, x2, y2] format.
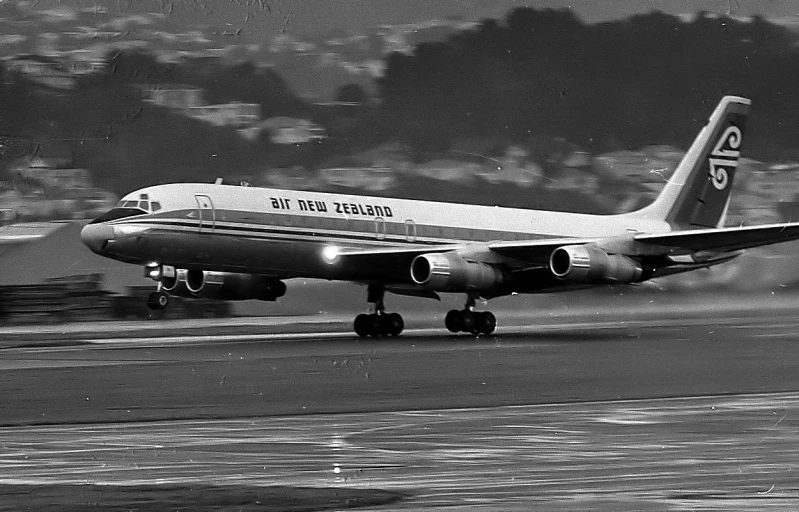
[82, 182, 674, 288]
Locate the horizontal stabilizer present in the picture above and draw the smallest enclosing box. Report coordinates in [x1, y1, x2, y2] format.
[634, 221, 799, 254]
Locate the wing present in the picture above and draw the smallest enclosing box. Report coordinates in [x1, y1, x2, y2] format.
[325, 221, 799, 285]
[487, 237, 596, 265]
[324, 244, 460, 282]
[327, 237, 593, 282]
[634, 221, 799, 254]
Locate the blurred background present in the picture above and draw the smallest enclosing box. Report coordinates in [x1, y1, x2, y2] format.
[2, 0, 799, 324]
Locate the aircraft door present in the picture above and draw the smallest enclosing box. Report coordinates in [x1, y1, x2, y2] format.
[374, 217, 386, 240]
[195, 194, 216, 233]
[405, 219, 417, 242]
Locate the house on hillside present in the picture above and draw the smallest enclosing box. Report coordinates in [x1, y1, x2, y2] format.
[260, 166, 318, 190]
[144, 85, 204, 111]
[8, 157, 92, 189]
[476, 146, 544, 188]
[412, 159, 483, 185]
[144, 86, 264, 140]
[317, 167, 395, 192]
[4, 157, 115, 220]
[736, 161, 799, 224]
[594, 146, 683, 194]
[260, 117, 327, 145]
[2, 55, 76, 90]
[189, 102, 261, 128]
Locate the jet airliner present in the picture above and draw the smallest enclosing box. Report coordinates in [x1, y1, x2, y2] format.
[82, 96, 799, 336]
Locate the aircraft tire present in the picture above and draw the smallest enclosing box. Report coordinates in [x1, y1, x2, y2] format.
[476, 311, 496, 335]
[445, 310, 461, 333]
[384, 313, 404, 336]
[460, 310, 476, 332]
[366, 314, 384, 337]
[354, 314, 371, 337]
[147, 291, 169, 310]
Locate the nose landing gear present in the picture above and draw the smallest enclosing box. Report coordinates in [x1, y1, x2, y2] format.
[354, 284, 404, 337]
[145, 264, 170, 311]
[146, 288, 169, 310]
[445, 294, 496, 335]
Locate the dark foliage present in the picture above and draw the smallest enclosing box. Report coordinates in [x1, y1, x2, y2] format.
[0, 50, 316, 193]
[377, 8, 799, 158]
[2, 9, 799, 195]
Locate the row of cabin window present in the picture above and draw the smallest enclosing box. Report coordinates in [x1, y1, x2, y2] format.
[246, 213, 529, 242]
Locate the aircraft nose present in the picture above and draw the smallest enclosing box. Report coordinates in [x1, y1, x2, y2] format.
[80, 223, 114, 253]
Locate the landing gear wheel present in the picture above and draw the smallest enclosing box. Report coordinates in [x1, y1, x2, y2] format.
[476, 311, 496, 335]
[445, 307, 496, 335]
[445, 309, 461, 333]
[354, 312, 405, 337]
[354, 314, 371, 337]
[352, 283, 406, 337]
[383, 312, 404, 336]
[460, 310, 476, 333]
[146, 291, 169, 310]
[367, 314, 384, 337]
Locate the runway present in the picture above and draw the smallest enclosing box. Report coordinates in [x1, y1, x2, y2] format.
[2, 296, 799, 510]
[2, 393, 798, 511]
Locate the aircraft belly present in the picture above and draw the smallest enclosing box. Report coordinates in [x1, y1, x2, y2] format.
[136, 230, 404, 280]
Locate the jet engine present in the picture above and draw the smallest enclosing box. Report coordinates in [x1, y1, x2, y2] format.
[410, 253, 506, 293]
[167, 269, 286, 301]
[549, 245, 643, 283]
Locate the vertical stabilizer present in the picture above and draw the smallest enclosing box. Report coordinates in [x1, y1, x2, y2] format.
[635, 96, 750, 229]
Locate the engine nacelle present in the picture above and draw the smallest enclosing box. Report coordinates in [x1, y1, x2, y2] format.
[410, 253, 506, 293]
[160, 267, 188, 294]
[166, 269, 286, 301]
[550, 245, 643, 283]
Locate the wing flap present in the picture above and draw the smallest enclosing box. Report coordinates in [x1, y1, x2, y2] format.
[487, 237, 597, 266]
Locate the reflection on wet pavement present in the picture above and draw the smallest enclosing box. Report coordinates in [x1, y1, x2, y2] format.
[2, 392, 798, 510]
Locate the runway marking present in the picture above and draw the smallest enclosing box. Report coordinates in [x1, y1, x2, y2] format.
[753, 332, 799, 339]
[5, 323, 635, 350]
[45, 317, 776, 346]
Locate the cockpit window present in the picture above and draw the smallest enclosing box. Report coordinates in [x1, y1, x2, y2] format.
[113, 197, 162, 214]
[89, 207, 148, 224]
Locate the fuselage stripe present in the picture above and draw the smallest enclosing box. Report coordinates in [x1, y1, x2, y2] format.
[109, 209, 553, 246]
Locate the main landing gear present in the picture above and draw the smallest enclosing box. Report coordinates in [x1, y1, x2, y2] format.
[445, 294, 496, 335]
[354, 284, 404, 337]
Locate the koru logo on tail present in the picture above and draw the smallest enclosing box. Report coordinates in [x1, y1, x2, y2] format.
[708, 125, 742, 190]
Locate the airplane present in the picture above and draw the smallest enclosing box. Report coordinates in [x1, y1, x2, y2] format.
[81, 96, 799, 336]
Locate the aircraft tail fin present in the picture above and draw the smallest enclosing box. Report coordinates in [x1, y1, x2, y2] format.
[635, 96, 751, 229]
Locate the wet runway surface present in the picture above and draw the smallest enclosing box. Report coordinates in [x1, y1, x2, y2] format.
[2, 394, 798, 510]
[2, 299, 799, 510]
